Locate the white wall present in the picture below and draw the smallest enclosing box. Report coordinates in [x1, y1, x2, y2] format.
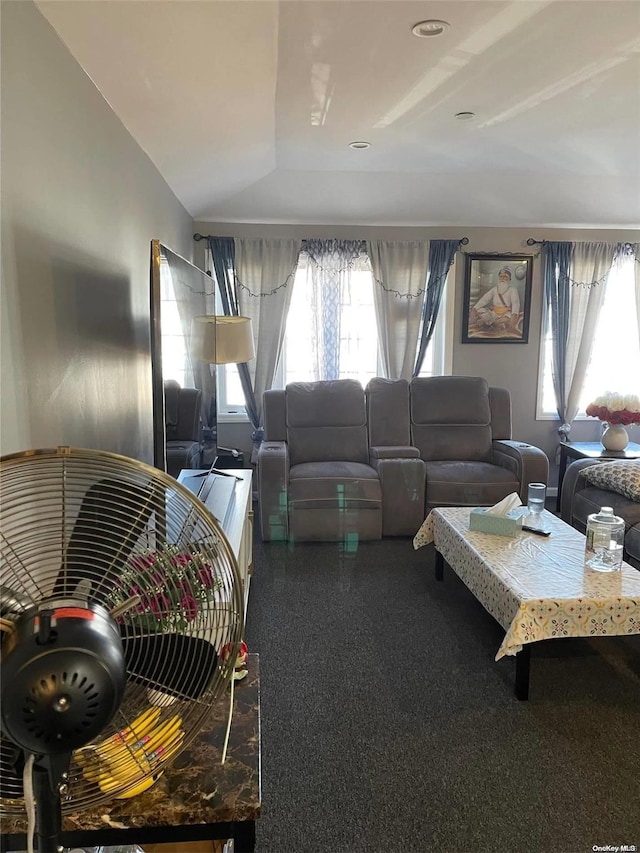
[194, 221, 640, 481]
[1, 1, 194, 462]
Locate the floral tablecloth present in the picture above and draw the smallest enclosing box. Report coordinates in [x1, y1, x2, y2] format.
[414, 507, 640, 660]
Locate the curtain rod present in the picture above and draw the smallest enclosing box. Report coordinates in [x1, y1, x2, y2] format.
[194, 233, 469, 244]
[526, 238, 544, 246]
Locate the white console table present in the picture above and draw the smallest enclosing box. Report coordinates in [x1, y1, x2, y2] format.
[178, 468, 254, 618]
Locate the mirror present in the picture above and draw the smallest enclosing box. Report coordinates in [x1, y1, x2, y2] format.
[150, 240, 217, 475]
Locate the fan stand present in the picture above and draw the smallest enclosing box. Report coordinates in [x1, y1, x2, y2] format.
[29, 752, 70, 853]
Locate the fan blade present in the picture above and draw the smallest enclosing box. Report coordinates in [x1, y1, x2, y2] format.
[0, 585, 33, 618]
[121, 634, 218, 701]
[53, 479, 156, 603]
[0, 734, 24, 799]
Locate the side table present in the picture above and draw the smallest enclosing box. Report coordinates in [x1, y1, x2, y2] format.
[556, 440, 640, 511]
[1, 655, 261, 853]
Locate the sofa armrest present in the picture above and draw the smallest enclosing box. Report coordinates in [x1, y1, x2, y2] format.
[559, 458, 606, 525]
[370, 445, 420, 461]
[369, 456, 426, 536]
[257, 441, 290, 541]
[491, 439, 549, 504]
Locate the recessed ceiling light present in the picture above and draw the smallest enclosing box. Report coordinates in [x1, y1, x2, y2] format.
[455, 111, 476, 121]
[411, 19, 450, 38]
[349, 141, 371, 150]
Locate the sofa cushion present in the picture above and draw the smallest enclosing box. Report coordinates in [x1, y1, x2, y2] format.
[410, 376, 493, 462]
[366, 377, 411, 446]
[289, 462, 382, 509]
[425, 460, 519, 507]
[625, 524, 640, 566]
[286, 380, 369, 465]
[286, 380, 365, 428]
[572, 486, 640, 533]
[581, 460, 640, 502]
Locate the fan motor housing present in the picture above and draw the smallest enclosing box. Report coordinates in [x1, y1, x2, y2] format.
[1, 600, 126, 755]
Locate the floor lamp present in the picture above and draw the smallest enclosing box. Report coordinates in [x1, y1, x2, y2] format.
[191, 315, 256, 468]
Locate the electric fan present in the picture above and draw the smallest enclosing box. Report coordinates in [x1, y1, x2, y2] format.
[0, 447, 245, 853]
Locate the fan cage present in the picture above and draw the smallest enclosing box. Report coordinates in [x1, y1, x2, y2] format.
[0, 447, 245, 814]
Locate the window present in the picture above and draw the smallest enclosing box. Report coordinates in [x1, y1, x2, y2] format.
[538, 253, 639, 417]
[275, 252, 379, 387]
[159, 257, 194, 389]
[207, 247, 453, 418]
[273, 251, 453, 390]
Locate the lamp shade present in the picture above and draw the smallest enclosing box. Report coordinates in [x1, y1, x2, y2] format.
[191, 315, 255, 364]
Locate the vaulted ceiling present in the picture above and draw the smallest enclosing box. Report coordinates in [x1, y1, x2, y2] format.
[37, 0, 640, 227]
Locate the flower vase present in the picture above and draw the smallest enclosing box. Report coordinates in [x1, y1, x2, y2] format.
[601, 423, 629, 451]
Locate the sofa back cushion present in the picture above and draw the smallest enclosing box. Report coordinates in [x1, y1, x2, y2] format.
[164, 380, 201, 442]
[286, 380, 369, 465]
[410, 376, 493, 462]
[366, 378, 411, 446]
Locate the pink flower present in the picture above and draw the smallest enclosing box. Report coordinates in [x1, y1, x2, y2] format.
[586, 393, 640, 425]
[149, 594, 171, 617]
[197, 565, 214, 590]
[130, 554, 155, 571]
[180, 594, 199, 621]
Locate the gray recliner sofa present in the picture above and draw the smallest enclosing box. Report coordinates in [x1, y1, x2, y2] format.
[257, 379, 426, 542]
[257, 375, 548, 542]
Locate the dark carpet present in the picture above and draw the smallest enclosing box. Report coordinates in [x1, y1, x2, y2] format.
[245, 534, 640, 853]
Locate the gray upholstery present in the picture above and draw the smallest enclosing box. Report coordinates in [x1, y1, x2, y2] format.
[257, 375, 549, 541]
[287, 381, 369, 466]
[164, 380, 202, 478]
[365, 377, 426, 536]
[366, 377, 412, 446]
[411, 376, 492, 462]
[258, 380, 382, 542]
[409, 376, 548, 510]
[560, 458, 640, 569]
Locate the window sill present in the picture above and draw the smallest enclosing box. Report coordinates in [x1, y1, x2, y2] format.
[218, 411, 250, 424]
[536, 413, 596, 422]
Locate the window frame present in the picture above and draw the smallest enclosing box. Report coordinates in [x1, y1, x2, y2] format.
[535, 253, 639, 421]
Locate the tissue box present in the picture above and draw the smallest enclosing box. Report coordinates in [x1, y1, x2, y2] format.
[469, 508, 523, 537]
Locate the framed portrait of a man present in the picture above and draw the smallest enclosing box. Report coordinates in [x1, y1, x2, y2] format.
[462, 254, 533, 343]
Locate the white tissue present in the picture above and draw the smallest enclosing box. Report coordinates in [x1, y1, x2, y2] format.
[484, 492, 522, 516]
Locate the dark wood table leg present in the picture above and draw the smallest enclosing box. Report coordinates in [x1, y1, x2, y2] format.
[435, 550, 444, 581]
[556, 443, 569, 512]
[233, 820, 256, 852]
[515, 644, 531, 700]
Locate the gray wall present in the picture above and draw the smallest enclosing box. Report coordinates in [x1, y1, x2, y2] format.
[194, 222, 640, 482]
[1, 1, 194, 462]
[2, 2, 637, 475]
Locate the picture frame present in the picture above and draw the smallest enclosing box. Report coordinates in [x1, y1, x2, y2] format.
[462, 254, 533, 344]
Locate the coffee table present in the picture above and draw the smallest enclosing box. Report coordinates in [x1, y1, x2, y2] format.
[556, 440, 640, 511]
[414, 509, 640, 699]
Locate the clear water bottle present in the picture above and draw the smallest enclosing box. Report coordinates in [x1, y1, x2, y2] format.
[584, 506, 625, 572]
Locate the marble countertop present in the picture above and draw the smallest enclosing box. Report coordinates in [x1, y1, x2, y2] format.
[1, 654, 261, 839]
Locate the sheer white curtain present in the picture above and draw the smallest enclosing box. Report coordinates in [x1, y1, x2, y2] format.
[563, 242, 619, 427]
[366, 240, 430, 379]
[165, 254, 216, 428]
[234, 238, 301, 430]
[302, 240, 365, 380]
